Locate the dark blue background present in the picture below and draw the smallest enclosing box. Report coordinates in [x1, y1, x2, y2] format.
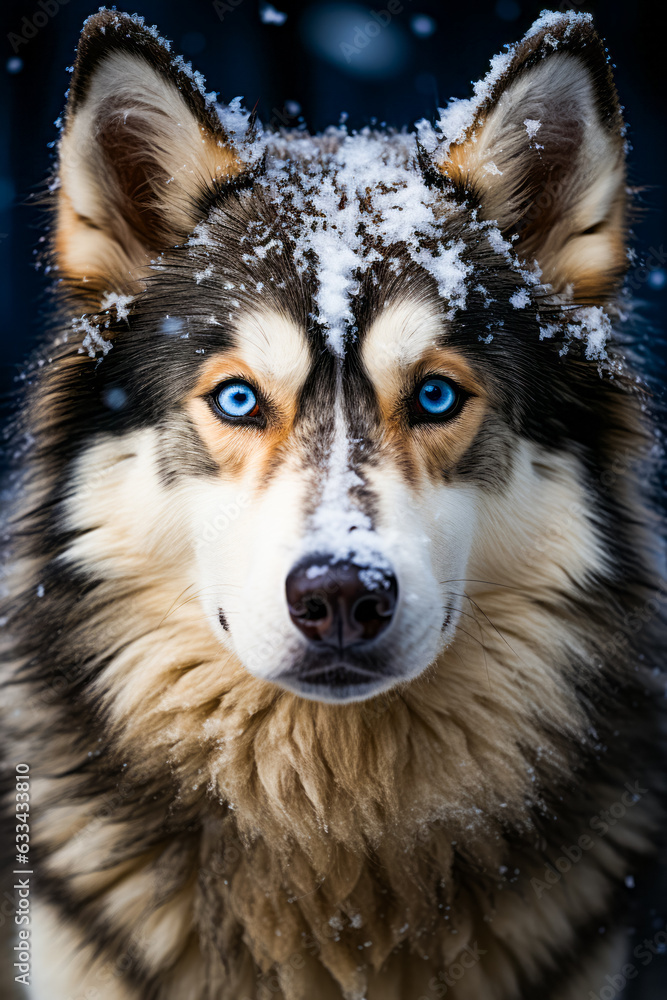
[0, 1, 664, 996]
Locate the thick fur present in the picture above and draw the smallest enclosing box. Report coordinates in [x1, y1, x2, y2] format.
[1, 9, 665, 1000]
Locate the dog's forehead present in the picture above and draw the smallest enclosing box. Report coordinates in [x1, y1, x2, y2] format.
[227, 293, 442, 353]
[193, 131, 470, 357]
[179, 133, 492, 400]
[217, 297, 452, 419]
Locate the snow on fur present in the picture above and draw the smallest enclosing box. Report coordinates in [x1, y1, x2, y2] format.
[63, 9, 619, 566]
[69, 10, 614, 368]
[425, 9, 592, 161]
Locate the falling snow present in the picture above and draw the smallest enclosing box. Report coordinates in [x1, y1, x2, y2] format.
[259, 2, 288, 25]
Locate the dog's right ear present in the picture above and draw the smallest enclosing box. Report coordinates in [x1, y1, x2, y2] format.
[55, 11, 252, 298]
[429, 14, 627, 302]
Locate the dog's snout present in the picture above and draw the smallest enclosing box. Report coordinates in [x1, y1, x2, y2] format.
[286, 558, 398, 647]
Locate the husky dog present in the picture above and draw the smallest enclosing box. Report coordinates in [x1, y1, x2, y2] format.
[1, 8, 664, 1000]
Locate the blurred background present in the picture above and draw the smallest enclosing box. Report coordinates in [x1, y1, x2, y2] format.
[0, 0, 664, 996]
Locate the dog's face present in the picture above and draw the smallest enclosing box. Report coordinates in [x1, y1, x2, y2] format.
[51, 12, 626, 705]
[186, 291, 482, 702]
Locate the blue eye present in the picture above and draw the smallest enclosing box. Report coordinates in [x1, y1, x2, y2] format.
[415, 377, 459, 418]
[215, 381, 259, 419]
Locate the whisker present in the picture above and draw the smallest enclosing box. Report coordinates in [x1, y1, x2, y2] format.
[157, 582, 200, 628]
[161, 584, 245, 623]
[448, 624, 489, 652]
[439, 578, 527, 594]
[445, 602, 492, 693]
[443, 605, 481, 627]
[463, 592, 528, 668]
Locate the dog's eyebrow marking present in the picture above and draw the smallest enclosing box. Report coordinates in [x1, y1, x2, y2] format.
[232, 309, 312, 387]
[361, 299, 454, 412]
[360, 299, 484, 423]
[361, 300, 444, 379]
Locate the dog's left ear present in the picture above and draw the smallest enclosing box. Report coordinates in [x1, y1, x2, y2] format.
[436, 15, 626, 301]
[54, 11, 253, 299]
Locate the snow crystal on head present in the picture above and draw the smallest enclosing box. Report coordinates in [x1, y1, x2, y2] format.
[523, 118, 542, 140]
[74, 316, 112, 359]
[215, 96, 264, 166]
[510, 288, 530, 310]
[255, 129, 471, 356]
[72, 289, 137, 358]
[431, 49, 513, 162]
[100, 291, 133, 323]
[523, 9, 592, 40]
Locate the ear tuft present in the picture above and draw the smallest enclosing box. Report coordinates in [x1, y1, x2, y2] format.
[55, 11, 258, 298]
[431, 12, 627, 301]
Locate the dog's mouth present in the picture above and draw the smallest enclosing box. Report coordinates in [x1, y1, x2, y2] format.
[294, 662, 381, 688]
[272, 649, 398, 703]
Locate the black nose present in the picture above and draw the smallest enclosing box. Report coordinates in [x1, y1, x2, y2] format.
[286, 557, 398, 648]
